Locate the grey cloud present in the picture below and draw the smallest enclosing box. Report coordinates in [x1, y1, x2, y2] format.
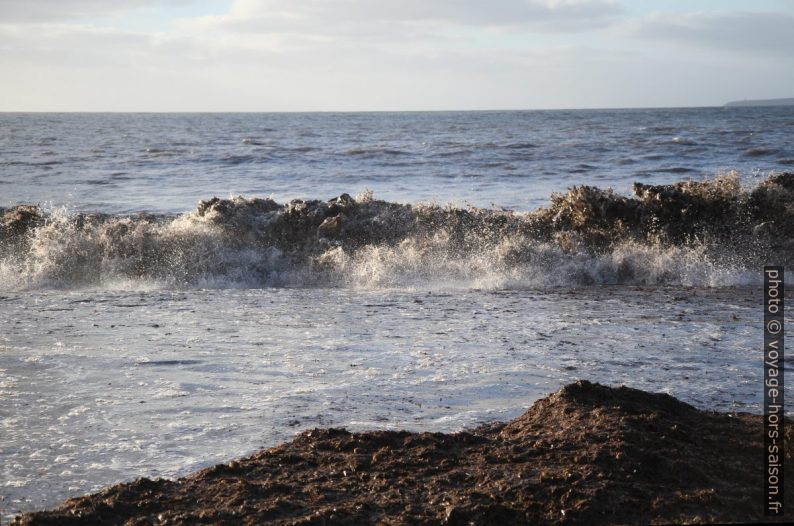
[632, 11, 794, 55]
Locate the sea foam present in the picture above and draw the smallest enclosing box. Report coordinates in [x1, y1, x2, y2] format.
[1, 173, 791, 291]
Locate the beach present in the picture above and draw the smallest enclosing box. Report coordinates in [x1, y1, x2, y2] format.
[12, 380, 793, 524]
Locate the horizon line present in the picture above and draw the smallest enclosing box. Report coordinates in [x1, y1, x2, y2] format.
[0, 104, 735, 114]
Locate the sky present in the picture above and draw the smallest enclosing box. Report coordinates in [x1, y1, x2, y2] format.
[1, 0, 793, 111]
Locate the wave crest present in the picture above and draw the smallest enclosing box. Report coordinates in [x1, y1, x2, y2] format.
[1, 172, 791, 290]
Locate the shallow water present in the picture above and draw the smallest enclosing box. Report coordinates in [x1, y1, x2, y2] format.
[1, 285, 790, 519]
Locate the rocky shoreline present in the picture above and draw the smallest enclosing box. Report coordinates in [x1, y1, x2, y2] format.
[13, 380, 792, 525]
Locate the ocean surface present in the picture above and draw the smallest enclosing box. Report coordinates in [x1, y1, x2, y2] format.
[2, 107, 794, 213]
[1, 107, 793, 519]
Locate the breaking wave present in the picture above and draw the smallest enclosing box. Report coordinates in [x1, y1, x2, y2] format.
[1, 173, 792, 290]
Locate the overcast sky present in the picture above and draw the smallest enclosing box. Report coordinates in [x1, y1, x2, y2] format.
[1, 0, 793, 111]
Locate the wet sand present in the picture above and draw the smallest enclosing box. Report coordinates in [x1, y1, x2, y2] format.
[13, 380, 792, 525]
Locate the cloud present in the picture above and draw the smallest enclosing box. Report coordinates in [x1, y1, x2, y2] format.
[0, 23, 201, 68]
[0, 16, 624, 111]
[2, 1, 793, 110]
[191, 0, 623, 37]
[0, 0, 192, 22]
[631, 10, 794, 56]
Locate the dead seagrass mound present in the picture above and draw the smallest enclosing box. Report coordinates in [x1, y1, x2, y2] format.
[14, 380, 793, 525]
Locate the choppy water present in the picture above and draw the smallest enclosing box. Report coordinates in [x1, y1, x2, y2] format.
[2, 107, 794, 213]
[1, 108, 792, 520]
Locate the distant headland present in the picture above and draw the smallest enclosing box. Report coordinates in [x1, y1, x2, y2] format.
[724, 97, 794, 107]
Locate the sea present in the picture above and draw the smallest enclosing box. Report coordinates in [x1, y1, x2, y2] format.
[1, 107, 793, 519]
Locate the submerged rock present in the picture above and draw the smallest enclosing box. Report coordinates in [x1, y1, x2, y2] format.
[13, 380, 792, 525]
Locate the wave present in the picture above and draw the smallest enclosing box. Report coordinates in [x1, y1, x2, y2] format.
[743, 147, 780, 157]
[343, 148, 411, 157]
[143, 147, 189, 157]
[502, 142, 537, 150]
[221, 154, 261, 164]
[666, 137, 698, 146]
[1, 172, 792, 291]
[648, 167, 695, 174]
